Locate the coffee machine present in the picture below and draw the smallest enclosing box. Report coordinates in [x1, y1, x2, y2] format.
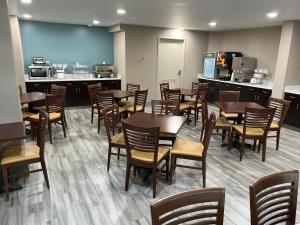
[216, 52, 243, 80]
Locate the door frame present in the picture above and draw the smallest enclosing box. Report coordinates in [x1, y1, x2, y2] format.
[156, 37, 186, 98]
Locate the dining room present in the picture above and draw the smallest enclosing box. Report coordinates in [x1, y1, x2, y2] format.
[1, 0, 300, 225]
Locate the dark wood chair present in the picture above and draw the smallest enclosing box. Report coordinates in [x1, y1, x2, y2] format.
[219, 90, 240, 122]
[189, 85, 208, 125]
[94, 92, 114, 133]
[192, 81, 200, 91]
[201, 100, 232, 150]
[160, 83, 169, 100]
[30, 94, 67, 144]
[87, 83, 103, 124]
[122, 122, 170, 198]
[230, 108, 275, 161]
[126, 90, 148, 114]
[267, 97, 291, 150]
[170, 113, 216, 187]
[164, 89, 191, 123]
[50, 85, 67, 127]
[249, 170, 299, 225]
[102, 104, 126, 171]
[120, 83, 141, 107]
[1, 111, 50, 200]
[150, 188, 225, 225]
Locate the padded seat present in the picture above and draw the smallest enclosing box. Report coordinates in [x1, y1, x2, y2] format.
[126, 105, 144, 112]
[30, 112, 61, 121]
[21, 109, 36, 120]
[120, 100, 134, 107]
[179, 103, 190, 111]
[34, 106, 46, 111]
[216, 117, 231, 127]
[171, 138, 204, 157]
[232, 125, 264, 136]
[221, 111, 238, 118]
[270, 121, 279, 129]
[111, 132, 125, 145]
[1, 144, 40, 165]
[131, 146, 169, 162]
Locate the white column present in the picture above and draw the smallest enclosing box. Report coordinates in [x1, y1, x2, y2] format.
[272, 21, 294, 98]
[0, 0, 22, 123]
[10, 16, 26, 93]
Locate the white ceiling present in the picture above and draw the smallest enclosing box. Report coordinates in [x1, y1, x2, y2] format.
[8, 0, 300, 31]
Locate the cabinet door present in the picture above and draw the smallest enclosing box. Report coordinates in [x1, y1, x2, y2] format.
[26, 82, 50, 93]
[284, 93, 300, 127]
[65, 82, 78, 106]
[256, 89, 272, 107]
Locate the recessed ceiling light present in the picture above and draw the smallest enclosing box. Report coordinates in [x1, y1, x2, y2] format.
[93, 20, 100, 25]
[267, 12, 278, 19]
[208, 21, 217, 27]
[21, 0, 32, 4]
[23, 14, 32, 19]
[117, 9, 126, 15]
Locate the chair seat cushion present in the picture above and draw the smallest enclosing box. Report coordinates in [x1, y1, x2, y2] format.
[119, 106, 128, 113]
[119, 101, 134, 107]
[1, 144, 40, 165]
[21, 109, 36, 120]
[215, 117, 231, 127]
[221, 111, 238, 118]
[232, 125, 264, 136]
[186, 100, 202, 108]
[126, 105, 144, 112]
[34, 106, 46, 111]
[171, 138, 204, 157]
[131, 146, 169, 162]
[179, 103, 190, 111]
[270, 121, 279, 129]
[111, 132, 125, 145]
[30, 112, 61, 121]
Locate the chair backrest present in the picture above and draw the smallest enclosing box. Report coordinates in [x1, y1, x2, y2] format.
[122, 121, 160, 163]
[94, 92, 114, 111]
[249, 170, 299, 225]
[51, 84, 67, 96]
[202, 113, 216, 160]
[102, 104, 121, 142]
[127, 83, 140, 92]
[201, 100, 209, 125]
[133, 90, 148, 112]
[37, 110, 48, 159]
[192, 85, 208, 107]
[164, 89, 181, 102]
[192, 82, 200, 91]
[160, 83, 169, 100]
[151, 100, 180, 116]
[87, 83, 103, 105]
[219, 90, 240, 102]
[243, 108, 275, 137]
[45, 94, 65, 114]
[18, 85, 23, 95]
[267, 97, 291, 127]
[150, 187, 225, 225]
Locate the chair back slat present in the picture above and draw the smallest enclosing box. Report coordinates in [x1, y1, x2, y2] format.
[249, 170, 299, 225]
[267, 97, 291, 126]
[87, 83, 103, 105]
[193, 85, 208, 107]
[102, 104, 121, 142]
[219, 91, 240, 102]
[122, 122, 160, 161]
[37, 111, 48, 159]
[160, 83, 169, 100]
[51, 85, 67, 96]
[134, 90, 148, 111]
[164, 89, 181, 102]
[150, 188, 225, 225]
[45, 94, 65, 114]
[202, 113, 216, 159]
[127, 83, 140, 92]
[94, 92, 114, 110]
[151, 100, 180, 116]
[192, 82, 200, 91]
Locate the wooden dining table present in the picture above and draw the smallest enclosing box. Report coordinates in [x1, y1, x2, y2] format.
[20, 92, 47, 111]
[102, 89, 135, 105]
[178, 88, 197, 102]
[122, 112, 186, 136]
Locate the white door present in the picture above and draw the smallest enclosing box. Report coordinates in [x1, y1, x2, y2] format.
[157, 38, 185, 98]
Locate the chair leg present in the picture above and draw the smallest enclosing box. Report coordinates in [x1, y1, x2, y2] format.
[253, 140, 257, 151]
[117, 148, 120, 160]
[276, 129, 280, 150]
[240, 138, 245, 161]
[229, 130, 234, 150]
[2, 166, 9, 201]
[41, 159, 50, 189]
[48, 122, 52, 144]
[91, 107, 94, 124]
[62, 119, 67, 138]
[133, 166, 137, 177]
[202, 160, 206, 188]
[262, 140, 267, 162]
[97, 114, 101, 133]
[257, 141, 261, 153]
[200, 125, 205, 142]
[165, 156, 170, 181]
[227, 129, 231, 150]
[221, 129, 226, 143]
[194, 110, 197, 126]
[63, 111, 68, 128]
[152, 168, 157, 198]
[125, 161, 131, 191]
[169, 155, 176, 185]
[107, 146, 112, 171]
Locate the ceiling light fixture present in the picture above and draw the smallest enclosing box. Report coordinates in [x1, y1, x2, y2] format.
[93, 20, 100, 25]
[23, 14, 32, 19]
[117, 9, 126, 15]
[21, 0, 32, 4]
[208, 21, 217, 27]
[267, 12, 278, 19]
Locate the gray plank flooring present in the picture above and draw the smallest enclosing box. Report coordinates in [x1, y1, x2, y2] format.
[0, 105, 299, 225]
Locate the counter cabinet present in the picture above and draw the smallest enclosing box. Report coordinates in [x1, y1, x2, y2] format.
[26, 79, 121, 107]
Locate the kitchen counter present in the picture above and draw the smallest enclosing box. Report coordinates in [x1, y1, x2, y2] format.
[285, 85, 300, 95]
[25, 74, 121, 83]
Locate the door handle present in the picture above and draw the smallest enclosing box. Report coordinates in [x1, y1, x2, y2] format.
[177, 70, 182, 76]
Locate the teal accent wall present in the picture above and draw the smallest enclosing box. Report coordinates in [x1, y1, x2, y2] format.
[20, 21, 114, 73]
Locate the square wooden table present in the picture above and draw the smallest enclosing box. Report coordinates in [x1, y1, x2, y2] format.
[102, 89, 135, 105]
[177, 88, 197, 102]
[20, 92, 46, 105]
[215, 101, 265, 115]
[122, 112, 186, 136]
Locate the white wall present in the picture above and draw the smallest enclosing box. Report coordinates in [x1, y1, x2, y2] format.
[122, 25, 208, 100]
[0, 0, 22, 123]
[208, 26, 282, 79]
[113, 31, 126, 90]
